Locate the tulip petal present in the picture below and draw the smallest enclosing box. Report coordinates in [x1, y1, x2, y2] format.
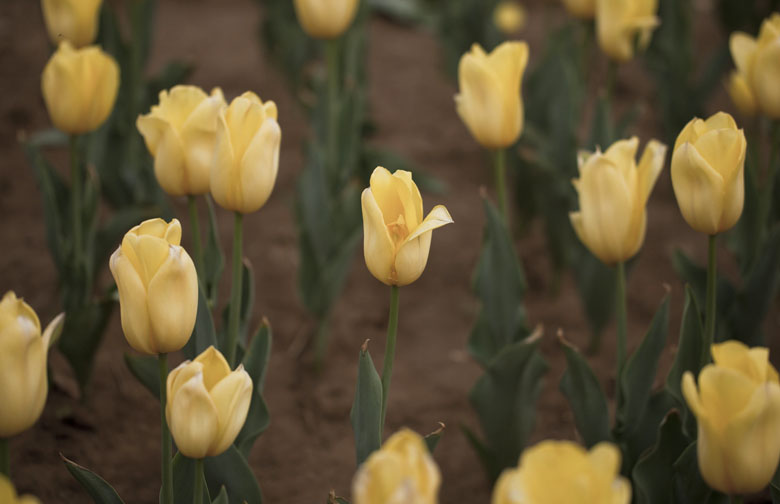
[637, 139, 667, 206]
[109, 250, 155, 355]
[727, 72, 757, 117]
[698, 366, 756, 430]
[167, 361, 204, 414]
[703, 111, 739, 132]
[588, 442, 621, 477]
[730, 32, 757, 78]
[194, 346, 232, 391]
[369, 167, 412, 231]
[211, 113, 237, 209]
[753, 39, 780, 118]
[168, 373, 219, 459]
[164, 219, 183, 246]
[395, 205, 453, 286]
[693, 129, 743, 179]
[208, 367, 253, 456]
[149, 122, 188, 197]
[603, 137, 639, 181]
[674, 118, 704, 152]
[486, 41, 528, 97]
[671, 143, 725, 234]
[361, 187, 395, 285]
[391, 170, 423, 230]
[405, 205, 454, 243]
[237, 118, 281, 213]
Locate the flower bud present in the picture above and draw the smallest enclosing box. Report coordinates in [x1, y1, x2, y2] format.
[726, 71, 757, 117]
[352, 429, 441, 504]
[292, 0, 359, 40]
[41, 42, 119, 134]
[561, 0, 595, 20]
[0, 292, 63, 438]
[492, 440, 631, 504]
[570, 137, 666, 265]
[137, 86, 226, 196]
[493, 2, 527, 35]
[362, 167, 453, 286]
[682, 341, 780, 495]
[455, 41, 529, 150]
[211, 92, 281, 214]
[41, 0, 102, 48]
[166, 346, 253, 459]
[730, 14, 780, 119]
[0, 475, 41, 504]
[596, 0, 659, 62]
[671, 112, 746, 235]
[109, 218, 198, 355]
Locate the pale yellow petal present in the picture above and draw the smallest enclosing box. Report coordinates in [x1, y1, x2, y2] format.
[730, 32, 758, 77]
[361, 187, 395, 285]
[753, 38, 780, 118]
[236, 118, 281, 213]
[208, 367, 253, 456]
[168, 373, 219, 459]
[109, 249, 154, 355]
[671, 142, 725, 235]
[194, 346, 232, 391]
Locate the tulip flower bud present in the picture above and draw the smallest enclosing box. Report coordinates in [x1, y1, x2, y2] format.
[671, 112, 746, 235]
[352, 429, 441, 504]
[137, 86, 226, 196]
[362, 167, 453, 287]
[166, 346, 253, 459]
[729, 14, 780, 119]
[596, 0, 659, 62]
[109, 218, 198, 355]
[726, 71, 757, 117]
[561, 0, 595, 20]
[292, 0, 359, 40]
[0, 292, 63, 438]
[41, 0, 102, 48]
[492, 440, 631, 504]
[455, 41, 529, 150]
[41, 42, 119, 135]
[493, 2, 527, 35]
[211, 92, 281, 214]
[682, 341, 780, 495]
[0, 475, 41, 504]
[570, 137, 666, 265]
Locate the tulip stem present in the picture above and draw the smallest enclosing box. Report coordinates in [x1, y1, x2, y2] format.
[615, 261, 627, 407]
[226, 212, 244, 367]
[0, 438, 8, 477]
[194, 458, 204, 504]
[187, 195, 205, 278]
[380, 286, 400, 432]
[70, 134, 83, 277]
[703, 234, 718, 363]
[326, 39, 340, 179]
[493, 148, 509, 222]
[158, 353, 173, 504]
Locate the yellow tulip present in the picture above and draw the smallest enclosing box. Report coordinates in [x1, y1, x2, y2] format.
[596, 0, 659, 62]
[109, 218, 198, 355]
[561, 0, 595, 20]
[726, 71, 757, 117]
[137, 86, 226, 196]
[455, 41, 529, 150]
[292, 0, 359, 39]
[352, 429, 441, 504]
[570, 137, 666, 265]
[0, 475, 41, 504]
[211, 92, 281, 214]
[361, 167, 453, 286]
[682, 341, 780, 495]
[671, 112, 746, 235]
[41, 0, 102, 48]
[41, 42, 119, 135]
[166, 346, 253, 459]
[492, 440, 631, 504]
[730, 14, 780, 118]
[0, 292, 63, 438]
[494, 2, 527, 35]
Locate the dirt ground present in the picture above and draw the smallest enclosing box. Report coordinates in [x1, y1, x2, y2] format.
[1, 0, 777, 502]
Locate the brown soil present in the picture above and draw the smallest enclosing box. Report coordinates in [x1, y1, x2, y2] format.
[1, 0, 777, 502]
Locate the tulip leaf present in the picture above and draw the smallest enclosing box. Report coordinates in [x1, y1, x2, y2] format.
[632, 410, 688, 504]
[235, 322, 273, 456]
[572, 248, 618, 351]
[204, 446, 263, 504]
[671, 442, 728, 504]
[219, 260, 255, 351]
[772, 465, 780, 504]
[623, 390, 677, 472]
[170, 454, 211, 504]
[184, 282, 218, 360]
[423, 423, 446, 454]
[62, 454, 126, 504]
[58, 297, 115, 392]
[350, 342, 383, 467]
[559, 336, 612, 448]
[124, 353, 160, 399]
[202, 195, 225, 307]
[211, 487, 229, 504]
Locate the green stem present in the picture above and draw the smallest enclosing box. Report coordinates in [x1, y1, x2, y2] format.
[194, 458, 204, 504]
[759, 121, 780, 240]
[0, 438, 9, 478]
[380, 286, 400, 432]
[70, 135, 83, 274]
[326, 39, 340, 178]
[615, 261, 627, 407]
[158, 354, 173, 504]
[226, 212, 244, 367]
[187, 195, 205, 277]
[606, 61, 618, 102]
[703, 234, 718, 363]
[493, 148, 508, 221]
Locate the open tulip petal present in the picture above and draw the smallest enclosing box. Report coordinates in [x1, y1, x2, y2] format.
[406, 205, 454, 243]
[637, 140, 667, 205]
[195, 346, 232, 391]
[209, 368, 253, 456]
[168, 373, 219, 459]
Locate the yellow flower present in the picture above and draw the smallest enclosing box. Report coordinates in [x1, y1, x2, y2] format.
[726, 71, 757, 117]
[570, 137, 666, 265]
[671, 112, 746, 235]
[561, 0, 595, 20]
[494, 2, 527, 35]
[137, 86, 226, 197]
[682, 341, 780, 495]
[0, 475, 41, 504]
[211, 92, 281, 214]
[166, 346, 253, 459]
[455, 41, 529, 150]
[730, 14, 780, 119]
[352, 429, 441, 504]
[41, 42, 119, 134]
[0, 292, 63, 438]
[596, 0, 659, 62]
[493, 440, 631, 504]
[41, 0, 102, 48]
[109, 218, 198, 355]
[292, 0, 359, 39]
[361, 167, 453, 286]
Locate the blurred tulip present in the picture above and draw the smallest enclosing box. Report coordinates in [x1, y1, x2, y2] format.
[41, 42, 119, 135]
[137, 86, 226, 196]
[0, 475, 40, 504]
[596, 0, 659, 62]
[352, 429, 441, 504]
[494, 2, 527, 35]
[455, 41, 529, 149]
[730, 14, 780, 119]
[0, 292, 63, 438]
[682, 341, 780, 495]
[109, 218, 198, 355]
[492, 440, 631, 504]
[41, 0, 101, 48]
[561, 0, 595, 20]
[570, 137, 666, 265]
[726, 71, 757, 117]
[671, 112, 746, 235]
[166, 346, 253, 459]
[362, 167, 453, 286]
[211, 92, 281, 214]
[293, 0, 359, 39]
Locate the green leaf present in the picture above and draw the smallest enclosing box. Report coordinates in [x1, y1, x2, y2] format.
[558, 335, 612, 448]
[633, 411, 688, 504]
[203, 196, 225, 307]
[572, 248, 618, 350]
[671, 442, 728, 504]
[350, 341, 383, 467]
[58, 297, 115, 392]
[204, 446, 263, 504]
[219, 260, 255, 351]
[212, 487, 229, 504]
[170, 454, 210, 504]
[772, 465, 780, 503]
[62, 454, 126, 504]
[124, 353, 160, 399]
[424, 423, 446, 453]
[235, 322, 273, 456]
[184, 282, 218, 360]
